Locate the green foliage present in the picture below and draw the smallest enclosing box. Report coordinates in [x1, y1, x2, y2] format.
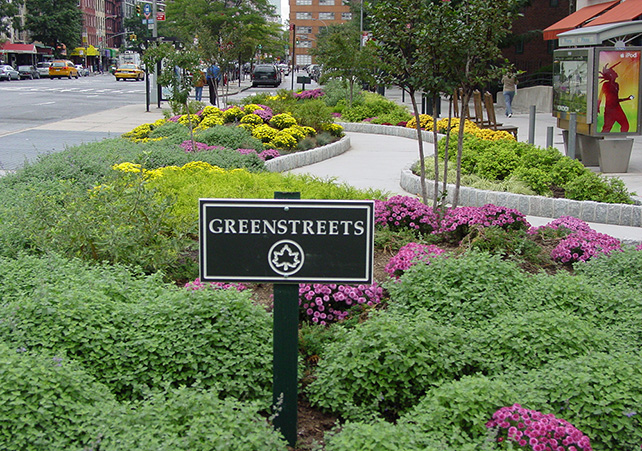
[0, 254, 274, 403]
[292, 99, 334, 131]
[370, 110, 413, 125]
[324, 420, 451, 451]
[195, 124, 265, 151]
[25, 0, 82, 54]
[385, 252, 531, 325]
[321, 78, 365, 108]
[96, 388, 288, 451]
[148, 120, 192, 144]
[574, 247, 642, 290]
[0, 342, 116, 451]
[564, 171, 635, 204]
[510, 166, 554, 196]
[307, 311, 471, 420]
[461, 226, 553, 267]
[469, 310, 617, 375]
[474, 144, 519, 180]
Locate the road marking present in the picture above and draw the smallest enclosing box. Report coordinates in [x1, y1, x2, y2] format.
[35, 101, 55, 105]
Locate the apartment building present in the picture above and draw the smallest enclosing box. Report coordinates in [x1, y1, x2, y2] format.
[289, 0, 353, 65]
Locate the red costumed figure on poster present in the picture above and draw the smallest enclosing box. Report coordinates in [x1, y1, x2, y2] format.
[598, 61, 634, 133]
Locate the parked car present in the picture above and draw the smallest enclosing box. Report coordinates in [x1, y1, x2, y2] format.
[114, 64, 145, 81]
[75, 64, 90, 76]
[36, 61, 52, 78]
[18, 65, 40, 80]
[0, 65, 20, 81]
[251, 64, 282, 88]
[49, 60, 79, 79]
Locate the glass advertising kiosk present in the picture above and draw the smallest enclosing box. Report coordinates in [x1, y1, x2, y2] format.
[553, 46, 642, 172]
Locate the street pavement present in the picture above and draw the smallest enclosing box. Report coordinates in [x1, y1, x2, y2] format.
[1, 75, 640, 242]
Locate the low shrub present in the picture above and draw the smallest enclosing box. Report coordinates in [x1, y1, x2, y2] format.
[95, 387, 288, 451]
[385, 251, 531, 325]
[195, 124, 265, 151]
[307, 310, 471, 420]
[0, 255, 274, 403]
[0, 342, 116, 451]
[291, 99, 335, 131]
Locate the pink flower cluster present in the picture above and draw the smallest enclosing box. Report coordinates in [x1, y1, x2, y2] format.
[184, 277, 248, 292]
[248, 104, 273, 122]
[299, 282, 384, 325]
[487, 404, 592, 451]
[236, 148, 281, 161]
[439, 204, 530, 241]
[385, 243, 446, 278]
[374, 195, 440, 234]
[528, 216, 593, 235]
[180, 140, 225, 153]
[550, 230, 622, 264]
[530, 216, 622, 264]
[294, 88, 325, 100]
[374, 196, 529, 239]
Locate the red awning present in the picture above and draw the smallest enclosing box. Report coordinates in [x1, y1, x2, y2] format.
[543, 0, 619, 40]
[0, 42, 37, 54]
[589, 0, 642, 26]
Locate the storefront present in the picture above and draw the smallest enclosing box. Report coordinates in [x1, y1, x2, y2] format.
[0, 42, 37, 67]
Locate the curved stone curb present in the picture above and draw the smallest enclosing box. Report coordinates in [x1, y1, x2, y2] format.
[338, 121, 436, 142]
[264, 135, 351, 172]
[340, 122, 642, 232]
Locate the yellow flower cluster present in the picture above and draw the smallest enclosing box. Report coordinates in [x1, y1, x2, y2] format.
[270, 130, 298, 150]
[177, 114, 201, 126]
[112, 160, 230, 181]
[270, 113, 298, 130]
[201, 106, 222, 117]
[195, 114, 225, 131]
[240, 113, 264, 126]
[322, 123, 344, 137]
[252, 124, 279, 142]
[112, 162, 146, 174]
[469, 128, 516, 141]
[122, 118, 168, 142]
[222, 106, 245, 123]
[406, 114, 434, 130]
[243, 104, 264, 114]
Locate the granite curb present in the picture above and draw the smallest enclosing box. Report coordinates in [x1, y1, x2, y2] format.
[340, 122, 642, 231]
[264, 135, 351, 172]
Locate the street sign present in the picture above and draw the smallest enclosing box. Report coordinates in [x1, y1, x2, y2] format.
[199, 198, 374, 283]
[156, 12, 165, 21]
[143, 2, 151, 18]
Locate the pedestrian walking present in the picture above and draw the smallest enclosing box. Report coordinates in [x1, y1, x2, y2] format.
[206, 63, 221, 106]
[502, 72, 518, 117]
[194, 70, 206, 102]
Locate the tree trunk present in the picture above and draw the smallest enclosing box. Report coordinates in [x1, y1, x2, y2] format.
[442, 97, 454, 204]
[409, 89, 428, 204]
[431, 92, 440, 211]
[454, 90, 470, 208]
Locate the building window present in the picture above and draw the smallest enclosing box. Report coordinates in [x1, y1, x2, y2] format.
[550, 0, 558, 5]
[297, 54, 312, 65]
[297, 40, 312, 48]
[297, 26, 312, 34]
[341, 12, 352, 20]
[318, 12, 335, 20]
[296, 0, 312, 5]
[319, 0, 335, 5]
[515, 38, 524, 54]
[296, 12, 313, 19]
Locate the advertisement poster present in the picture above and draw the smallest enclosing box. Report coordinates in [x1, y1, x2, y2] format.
[553, 49, 591, 124]
[595, 49, 641, 135]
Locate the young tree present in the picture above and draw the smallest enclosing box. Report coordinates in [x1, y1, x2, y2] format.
[310, 20, 377, 107]
[0, 0, 23, 37]
[24, 0, 82, 56]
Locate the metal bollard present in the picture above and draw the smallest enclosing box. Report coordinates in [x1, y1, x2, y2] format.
[528, 105, 536, 144]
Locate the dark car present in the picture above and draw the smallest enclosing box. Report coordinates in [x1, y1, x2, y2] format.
[18, 65, 40, 80]
[251, 64, 282, 88]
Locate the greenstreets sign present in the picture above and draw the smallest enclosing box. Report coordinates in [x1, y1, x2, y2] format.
[199, 199, 374, 284]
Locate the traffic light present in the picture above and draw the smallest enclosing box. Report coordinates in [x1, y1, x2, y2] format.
[129, 34, 136, 41]
[136, 5, 141, 16]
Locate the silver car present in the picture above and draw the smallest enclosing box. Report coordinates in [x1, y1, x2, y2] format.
[0, 65, 20, 81]
[18, 65, 40, 80]
[36, 61, 52, 78]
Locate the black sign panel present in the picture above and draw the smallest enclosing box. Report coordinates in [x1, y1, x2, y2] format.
[199, 199, 374, 283]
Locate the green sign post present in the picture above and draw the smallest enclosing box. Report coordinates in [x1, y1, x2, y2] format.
[272, 191, 300, 447]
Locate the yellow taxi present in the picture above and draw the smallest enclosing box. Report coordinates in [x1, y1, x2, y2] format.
[49, 60, 79, 79]
[114, 64, 145, 81]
